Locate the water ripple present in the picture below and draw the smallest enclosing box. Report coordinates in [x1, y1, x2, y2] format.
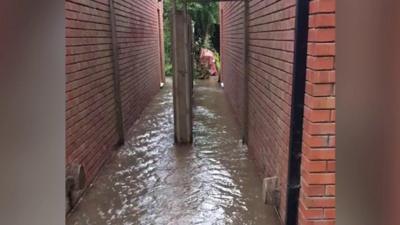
[67, 78, 279, 225]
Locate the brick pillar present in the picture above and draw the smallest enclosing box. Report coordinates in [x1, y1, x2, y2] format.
[298, 0, 336, 224]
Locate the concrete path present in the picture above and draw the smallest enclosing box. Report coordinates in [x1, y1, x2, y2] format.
[67, 77, 280, 225]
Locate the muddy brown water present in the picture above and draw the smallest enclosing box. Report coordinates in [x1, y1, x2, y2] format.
[67, 77, 280, 225]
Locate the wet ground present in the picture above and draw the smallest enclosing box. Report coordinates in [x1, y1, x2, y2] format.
[67, 77, 280, 225]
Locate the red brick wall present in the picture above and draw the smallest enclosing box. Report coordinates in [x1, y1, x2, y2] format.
[114, 0, 163, 135]
[220, 0, 336, 224]
[220, 2, 245, 125]
[221, 0, 296, 220]
[66, 0, 163, 184]
[247, 0, 296, 220]
[299, 0, 336, 224]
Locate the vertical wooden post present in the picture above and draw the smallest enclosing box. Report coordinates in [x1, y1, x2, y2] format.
[219, 7, 224, 84]
[109, 0, 124, 145]
[242, 0, 249, 144]
[157, 8, 166, 86]
[172, 4, 193, 144]
[187, 13, 194, 138]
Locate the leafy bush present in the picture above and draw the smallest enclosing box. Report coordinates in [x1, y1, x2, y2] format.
[163, 0, 219, 78]
[165, 63, 173, 77]
[213, 51, 221, 73]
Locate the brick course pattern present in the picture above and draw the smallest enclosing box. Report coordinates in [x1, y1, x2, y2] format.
[114, 0, 164, 135]
[299, 0, 336, 224]
[66, 0, 163, 185]
[220, 0, 336, 224]
[221, 0, 296, 220]
[219, 2, 246, 125]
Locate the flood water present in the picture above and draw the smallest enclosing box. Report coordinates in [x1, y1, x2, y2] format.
[67, 77, 280, 225]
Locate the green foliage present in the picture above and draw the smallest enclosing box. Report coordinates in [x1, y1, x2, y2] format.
[214, 51, 221, 73]
[187, 2, 219, 48]
[197, 63, 211, 79]
[187, 1, 219, 79]
[163, 0, 219, 77]
[165, 63, 173, 77]
[163, 0, 173, 76]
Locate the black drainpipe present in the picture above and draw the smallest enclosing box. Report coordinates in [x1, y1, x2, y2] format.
[286, 0, 309, 225]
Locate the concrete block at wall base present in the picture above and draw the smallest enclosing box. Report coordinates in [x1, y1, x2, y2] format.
[262, 176, 280, 207]
[66, 177, 84, 214]
[65, 163, 86, 214]
[66, 163, 86, 190]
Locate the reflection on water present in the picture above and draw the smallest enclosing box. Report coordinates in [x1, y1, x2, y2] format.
[67, 78, 279, 225]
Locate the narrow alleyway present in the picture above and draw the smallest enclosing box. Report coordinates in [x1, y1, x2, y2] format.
[67, 78, 279, 225]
